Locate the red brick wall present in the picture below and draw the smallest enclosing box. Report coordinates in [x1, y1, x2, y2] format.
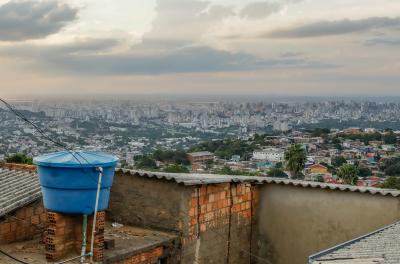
[0, 163, 36, 171]
[45, 211, 105, 262]
[114, 246, 164, 264]
[0, 200, 46, 244]
[181, 182, 259, 264]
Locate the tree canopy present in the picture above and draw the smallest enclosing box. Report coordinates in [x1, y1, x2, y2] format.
[337, 164, 359, 185]
[164, 164, 189, 173]
[5, 153, 33, 164]
[284, 144, 306, 179]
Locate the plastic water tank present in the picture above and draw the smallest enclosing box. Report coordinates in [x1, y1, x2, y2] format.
[34, 151, 119, 214]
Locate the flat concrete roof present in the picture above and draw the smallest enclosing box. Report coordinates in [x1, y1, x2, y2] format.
[0, 224, 177, 264]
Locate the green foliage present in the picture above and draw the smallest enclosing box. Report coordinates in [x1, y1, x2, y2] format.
[5, 153, 33, 164]
[382, 177, 400, 190]
[385, 163, 400, 176]
[190, 139, 255, 161]
[316, 175, 325, 183]
[380, 157, 400, 176]
[337, 164, 359, 185]
[134, 155, 158, 170]
[164, 164, 189, 173]
[153, 149, 190, 165]
[284, 144, 306, 178]
[309, 128, 330, 137]
[332, 156, 347, 167]
[267, 168, 288, 178]
[358, 166, 372, 177]
[215, 166, 258, 176]
[383, 131, 397, 144]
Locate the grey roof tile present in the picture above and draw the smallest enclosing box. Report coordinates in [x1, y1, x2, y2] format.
[310, 221, 400, 263]
[0, 168, 41, 218]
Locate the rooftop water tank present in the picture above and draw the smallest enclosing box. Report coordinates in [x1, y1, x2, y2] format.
[34, 151, 119, 214]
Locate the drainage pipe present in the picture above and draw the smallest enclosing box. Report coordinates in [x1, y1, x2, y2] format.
[80, 215, 88, 263]
[90, 167, 103, 263]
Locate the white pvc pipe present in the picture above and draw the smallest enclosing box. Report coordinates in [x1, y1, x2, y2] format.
[90, 167, 103, 263]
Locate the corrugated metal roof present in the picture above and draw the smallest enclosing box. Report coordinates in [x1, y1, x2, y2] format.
[116, 169, 400, 197]
[0, 168, 41, 218]
[309, 221, 400, 264]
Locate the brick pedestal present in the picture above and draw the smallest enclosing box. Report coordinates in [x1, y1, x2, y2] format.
[45, 211, 105, 262]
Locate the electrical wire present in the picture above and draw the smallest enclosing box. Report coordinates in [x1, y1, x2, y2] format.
[0, 97, 104, 184]
[0, 98, 271, 264]
[0, 98, 103, 263]
[0, 249, 30, 264]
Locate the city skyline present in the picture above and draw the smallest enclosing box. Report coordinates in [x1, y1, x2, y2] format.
[0, 0, 400, 97]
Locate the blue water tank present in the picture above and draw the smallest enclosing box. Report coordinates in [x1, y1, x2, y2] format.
[34, 151, 119, 214]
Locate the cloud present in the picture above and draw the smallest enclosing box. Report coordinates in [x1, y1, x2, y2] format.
[240, 2, 281, 20]
[0, 39, 333, 75]
[140, 0, 234, 49]
[366, 37, 400, 46]
[0, 0, 77, 41]
[265, 17, 400, 38]
[240, 0, 303, 20]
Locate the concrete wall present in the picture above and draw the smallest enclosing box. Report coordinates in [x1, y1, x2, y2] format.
[254, 184, 400, 264]
[108, 172, 257, 264]
[108, 172, 193, 233]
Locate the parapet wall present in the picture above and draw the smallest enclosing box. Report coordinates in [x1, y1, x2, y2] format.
[108, 170, 400, 264]
[254, 184, 400, 264]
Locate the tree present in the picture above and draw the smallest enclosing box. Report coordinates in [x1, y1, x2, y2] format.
[382, 177, 400, 190]
[332, 156, 347, 167]
[164, 164, 189, 173]
[358, 166, 372, 177]
[267, 168, 288, 178]
[5, 153, 33, 164]
[383, 130, 397, 144]
[337, 164, 359, 185]
[385, 163, 400, 176]
[284, 144, 306, 179]
[134, 155, 158, 170]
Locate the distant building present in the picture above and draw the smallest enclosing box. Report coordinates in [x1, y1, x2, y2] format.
[273, 120, 290, 132]
[187, 151, 214, 164]
[381, 145, 396, 152]
[305, 164, 332, 182]
[253, 148, 284, 162]
[344, 127, 362, 135]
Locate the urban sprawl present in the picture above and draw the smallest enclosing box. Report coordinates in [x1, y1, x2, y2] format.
[2, 98, 400, 189]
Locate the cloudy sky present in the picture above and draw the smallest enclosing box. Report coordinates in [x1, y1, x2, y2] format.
[1, 0, 400, 97]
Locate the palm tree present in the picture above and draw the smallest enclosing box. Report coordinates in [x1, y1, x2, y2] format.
[337, 164, 359, 185]
[284, 144, 306, 179]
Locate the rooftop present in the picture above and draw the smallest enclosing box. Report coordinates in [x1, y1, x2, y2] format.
[0, 223, 176, 264]
[309, 221, 400, 264]
[116, 169, 400, 197]
[187, 151, 214, 157]
[0, 167, 41, 218]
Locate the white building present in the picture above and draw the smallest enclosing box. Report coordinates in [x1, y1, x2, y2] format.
[252, 148, 285, 162]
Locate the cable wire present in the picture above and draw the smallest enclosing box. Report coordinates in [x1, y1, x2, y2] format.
[0, 98, 103, 263]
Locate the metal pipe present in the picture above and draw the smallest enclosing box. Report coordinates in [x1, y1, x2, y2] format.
[57, 253, 92, 264]
[90, 167, 103, 263]
[81, 214, 88, 263]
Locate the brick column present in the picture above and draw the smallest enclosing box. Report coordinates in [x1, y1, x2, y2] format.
[45, 211, 105, 262]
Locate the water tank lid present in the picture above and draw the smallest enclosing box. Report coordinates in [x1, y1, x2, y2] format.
[33, 151, 119, 168]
